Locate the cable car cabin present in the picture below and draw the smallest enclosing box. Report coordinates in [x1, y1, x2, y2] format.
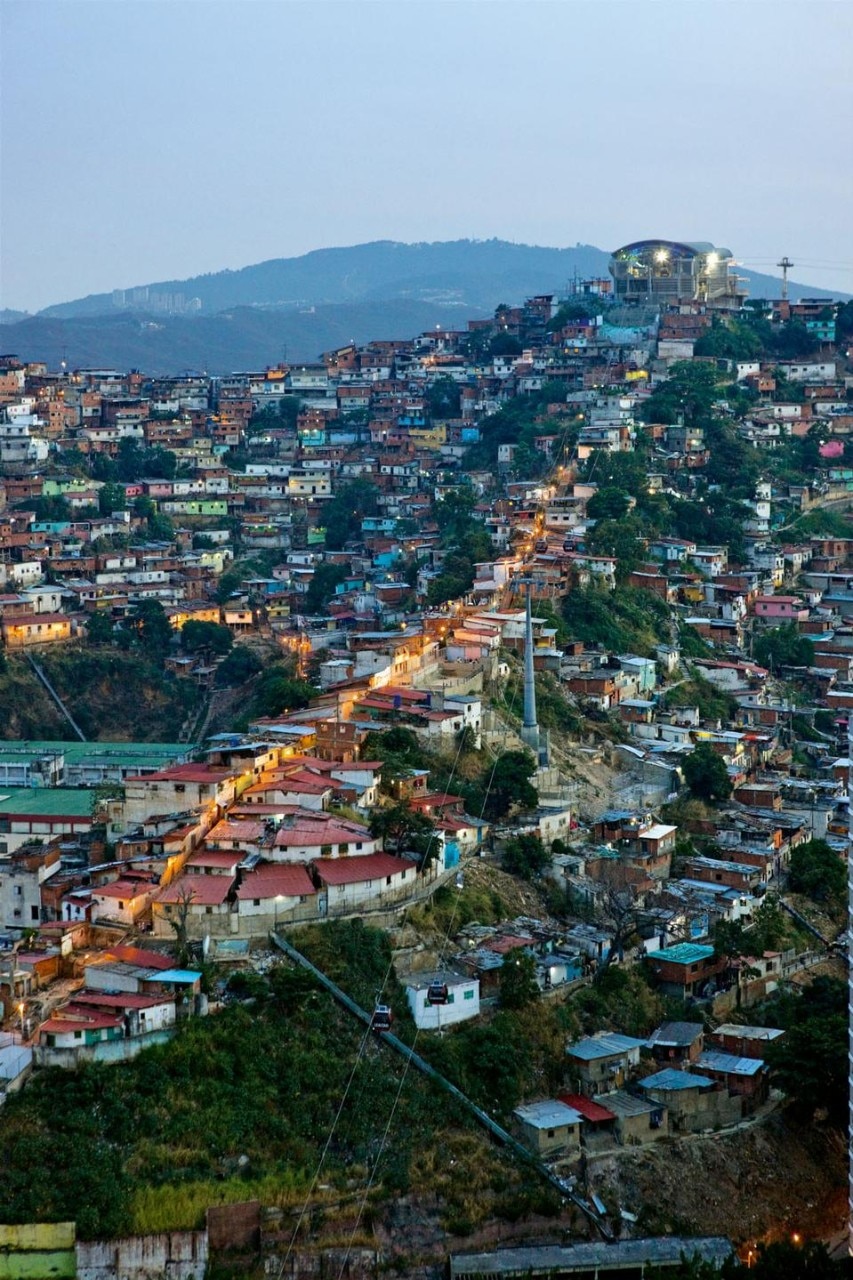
[371, 1004, 392, 1033]
[426, 981, 449, 1006]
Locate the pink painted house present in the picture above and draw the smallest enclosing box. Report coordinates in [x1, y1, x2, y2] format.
[752, 596, 809, 622]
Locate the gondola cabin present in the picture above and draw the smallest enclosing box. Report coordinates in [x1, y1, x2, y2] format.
[426, 980, 449, 1006]
[371, 1004, 392, 1032]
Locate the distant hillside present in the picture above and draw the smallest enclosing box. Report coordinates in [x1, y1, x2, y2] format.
[0, 298, 481, 374]
[39, 238, 845, 324]
[38, 239, 610, 319]
[5, 239, 844, 372]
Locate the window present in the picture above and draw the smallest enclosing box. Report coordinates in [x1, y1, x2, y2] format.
[74, 1030, 82, 1039]
[547, 1129, 555, 1139]
[14, 885, 22, 897]
[31, 906, 39, 921]
[205, 906, 213, 915]
[253, 899, 260, 907]
[386, 875, 392, 886]
[447, 992, 455, 1004]
[118, 901, 125, 910]
[463, 989, 474, 1001]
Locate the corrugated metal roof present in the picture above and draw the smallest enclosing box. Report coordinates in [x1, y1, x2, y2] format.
[695, 1051, 764, 1077]
[513, 1100, 583, 1129]
[640, 1069, 713, 1091]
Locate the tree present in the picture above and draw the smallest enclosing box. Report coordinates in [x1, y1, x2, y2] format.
[585, 514, 646, 579]
[253, 672, 314, 717]
[126, 600, 172, 657]
[215, 645, 263, 687]
[502, 833, 549, 880]
[304, 561, 350, 614]
[682, 743, 732, 802]
[323, 479, 379, 551]
[98, 482, 126, 516]
[586, 486, 632, 522]
[426, 376, 461, 419]
[767, 1010, 846, 1123]
[754, 624, 814, 674]
[499, 950, 539, 1010]
[85, 612, 115, 645]
[473, 750, 538, 821]
[369, 802, 439, 869]
[180, 620, 233, 656]
[215, 566, 245, 603]
[787, 839, 845, 906]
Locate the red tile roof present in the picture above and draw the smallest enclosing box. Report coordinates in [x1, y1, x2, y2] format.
[235, 864, 316, 900]
[155, 877, 233, 906]
[108, 945, 174, 970]
[558, 1093, 616, 1123]
[313, 853, 416, 886]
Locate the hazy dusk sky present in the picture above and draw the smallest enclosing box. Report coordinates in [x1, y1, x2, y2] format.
[2, 0, 851, 312]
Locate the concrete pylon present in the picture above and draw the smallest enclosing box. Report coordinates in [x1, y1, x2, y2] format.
[520, 589, 547, 766]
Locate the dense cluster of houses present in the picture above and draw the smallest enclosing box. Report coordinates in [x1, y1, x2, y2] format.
[0, 275, 850, 1144]
[513, 1016, 782, 1160]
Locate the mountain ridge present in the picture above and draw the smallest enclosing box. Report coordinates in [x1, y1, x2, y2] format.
[3, 239, 845, 374]
[34, 238, 844, 321]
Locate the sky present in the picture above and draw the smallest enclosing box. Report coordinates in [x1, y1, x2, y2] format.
[2, 0, 851, 312]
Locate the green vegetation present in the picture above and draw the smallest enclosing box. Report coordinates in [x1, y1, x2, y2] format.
[682, 742, 733, 802]
[323, 478, 379, 551]
[181, 620, 233, 655]
[648, 1241, 848, 1279]
[498, 950, 540, 1010]
[215, 645, 263, 687]
[368, 801, 439, 869]
[462, 749, 538, 822]
[426, 490, 494, 607]
[304, 561, 351, 613]
[501, 665, 582, 736]
[0, 933, 538, 1238]
[502, 833, 550, 880]
[464, 384, 579, 471]
[571, 966, 667, 1040]
[712, 895, 787, 960]
[663, 674, 738, 722]
[0, 647, 199, 740]
[753, 623, 814, 673]
[764, 976, 846, 1124]
[787, 839, 846, 908]
[237, 661, 315, 724]
[562, 584, 671, 656]
[406, 880, 512, 935]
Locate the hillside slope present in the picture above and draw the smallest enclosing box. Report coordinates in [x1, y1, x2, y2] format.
[0, 648, 199, 741]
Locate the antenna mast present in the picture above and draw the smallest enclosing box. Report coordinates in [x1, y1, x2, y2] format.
[777, 256, 794, 301]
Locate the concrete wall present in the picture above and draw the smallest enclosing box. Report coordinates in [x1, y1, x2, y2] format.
[76, 1231, 208, 1280]
[0, 1222, 76, 1280]
[36, 1029, 174, 1069]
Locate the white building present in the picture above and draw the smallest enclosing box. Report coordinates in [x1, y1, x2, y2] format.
[404, 971, 480, 1030]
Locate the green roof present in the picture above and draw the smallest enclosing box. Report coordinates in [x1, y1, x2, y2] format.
[0, 788, 94, 817]
[0, 741, 188, 768]
[647, 943, 715, 966]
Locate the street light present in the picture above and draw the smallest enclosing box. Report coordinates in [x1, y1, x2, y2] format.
[18, 1001, 25, 1037]
[274, 894, 285, 930]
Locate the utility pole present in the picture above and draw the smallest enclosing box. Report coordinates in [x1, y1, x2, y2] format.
[777, 257, 795, 301]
